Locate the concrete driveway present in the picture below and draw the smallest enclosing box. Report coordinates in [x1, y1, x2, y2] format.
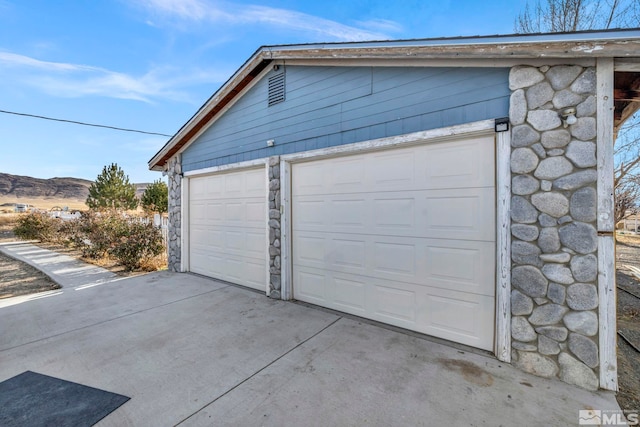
[0, 270, 623, 426]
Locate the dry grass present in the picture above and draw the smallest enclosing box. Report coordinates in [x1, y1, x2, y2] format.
[616, 232, 640, 246]
[138, 253, 169, 272]
[0, 214, 19, 242]
[0, 213, 19, 228]
[0, 196, 87, 211]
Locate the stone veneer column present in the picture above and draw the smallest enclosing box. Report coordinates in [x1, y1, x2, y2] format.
[509, 65, 600, 390]
[166, 155, 182, 272]
[268, 156, 282, 299]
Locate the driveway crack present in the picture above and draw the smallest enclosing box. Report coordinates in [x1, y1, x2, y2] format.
[174, 316, 342, 426]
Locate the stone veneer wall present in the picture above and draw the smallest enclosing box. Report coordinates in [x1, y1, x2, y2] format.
[509, 65, 600, 390]
[167, 155, 182, 272]
[268, 156, 282, 299]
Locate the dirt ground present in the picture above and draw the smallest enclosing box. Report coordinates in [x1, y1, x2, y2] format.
[0, 219, 61, 299]
[614, 233, 640, 413]
[0, 250, 60, 299]
[0, 218, 143, 299]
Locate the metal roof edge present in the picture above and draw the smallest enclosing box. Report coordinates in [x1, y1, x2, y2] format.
[261, 28, 640, 51]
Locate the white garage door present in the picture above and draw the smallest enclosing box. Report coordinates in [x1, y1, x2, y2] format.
[292, 135, 496, 350]
[189, 168, 267, 291]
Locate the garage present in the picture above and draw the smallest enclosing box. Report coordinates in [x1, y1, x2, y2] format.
[291, 134, 496, 350]
[188, 168, 267, 291]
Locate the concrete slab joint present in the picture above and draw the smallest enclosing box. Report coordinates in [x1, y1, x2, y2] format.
[268, 156, 282, 299]
[509, 65, 600, 390]
[167, 155, 182, 272]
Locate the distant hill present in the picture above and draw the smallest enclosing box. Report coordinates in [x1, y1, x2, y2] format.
[0, 172, 149, 210]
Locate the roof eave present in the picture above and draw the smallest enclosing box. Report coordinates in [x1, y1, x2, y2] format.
[148, 29, 640, 171]
[148, 49, 273, 171]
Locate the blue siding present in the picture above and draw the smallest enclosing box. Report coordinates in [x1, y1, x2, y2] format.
[182, 66, 509, 172]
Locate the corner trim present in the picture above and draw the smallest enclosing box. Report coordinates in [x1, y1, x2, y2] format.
[495, 129, 512, 363]
[596, 57, 618, 391]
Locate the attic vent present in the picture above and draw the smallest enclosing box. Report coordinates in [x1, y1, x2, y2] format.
[268, 72, 285, 106]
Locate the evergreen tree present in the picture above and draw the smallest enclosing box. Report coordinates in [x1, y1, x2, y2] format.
[141, 179, 168, 214]
[86, 163, 138, 211]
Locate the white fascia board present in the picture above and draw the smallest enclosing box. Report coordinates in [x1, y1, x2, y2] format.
[280, 119, 495, 163]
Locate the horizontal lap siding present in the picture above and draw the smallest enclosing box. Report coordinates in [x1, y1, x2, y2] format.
[182, 66, 509, 172]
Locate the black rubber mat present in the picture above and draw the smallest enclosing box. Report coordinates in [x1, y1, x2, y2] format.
[0, 371, 129, 427]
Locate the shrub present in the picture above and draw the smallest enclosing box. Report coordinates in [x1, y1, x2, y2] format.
[67, 211, 164, 270]
[110, 220, 165, 271]
[13, 212, 60, 241]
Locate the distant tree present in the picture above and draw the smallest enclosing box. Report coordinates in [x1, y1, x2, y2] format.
[515, 0, 640, 226]
[615, 179, 639, 224]
[141, 179, 168, 214]
[515, 0, 639, 33]
[86, 163, 138, 211]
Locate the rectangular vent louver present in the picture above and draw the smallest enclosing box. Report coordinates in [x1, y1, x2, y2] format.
[268, 72, 285, 106]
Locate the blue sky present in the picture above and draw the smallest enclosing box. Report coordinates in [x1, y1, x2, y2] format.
[0, 0, 528, 183]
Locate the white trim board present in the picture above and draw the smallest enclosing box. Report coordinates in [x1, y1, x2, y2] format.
[280, 160, 292, 301]
[264, 161, 272, 296]
[280, 120, 495, 163]
[596, 57, 618, 392]
[495, 129, 511, 363]
[184, 158, 268, 178]
[181, 174, 189, 273]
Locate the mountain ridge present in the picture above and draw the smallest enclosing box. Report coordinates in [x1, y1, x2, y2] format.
[0, 172, 149, 203]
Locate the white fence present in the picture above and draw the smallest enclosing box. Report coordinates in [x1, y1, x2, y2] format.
[153, 214, 169, 246]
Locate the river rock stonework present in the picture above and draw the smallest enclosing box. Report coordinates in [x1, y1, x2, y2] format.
[268, 157, 282, 299]
[509, 65, 599, 390]
[167, 155, 182, 272]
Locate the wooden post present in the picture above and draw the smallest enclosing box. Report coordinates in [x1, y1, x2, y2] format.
[596, 57, 617, 391]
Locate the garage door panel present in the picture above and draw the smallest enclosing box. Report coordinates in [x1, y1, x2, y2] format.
[332, 199, 367, 227]
[295, 231, 493, 296]
[333, 276, 367, 312]
[374, 198, 415, 229]
[330, 157, 366, 190]
[189, 168, 267, 291]
[295, 269, 327, 303]
[419, 291, 494, 349]
[418, 137, 494, 189]
[295, 200, 326, 226]
[424, 188, 495, 240]
[373, 241, 416, 277]
[371, 151, 415, 187]
[292, 134, 495, 350]
[332, 239, 366, 270]
[246, 201, 266, 223]
[426, 244, 495, 294]
[372, 284, 416, 323]
[293, 189, 493, 241]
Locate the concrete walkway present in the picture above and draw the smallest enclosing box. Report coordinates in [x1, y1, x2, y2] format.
[0, 241, 118, 291]
[0, 245, 626, 426]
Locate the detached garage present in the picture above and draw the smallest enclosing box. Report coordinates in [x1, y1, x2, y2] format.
[150, 29, 640, 391]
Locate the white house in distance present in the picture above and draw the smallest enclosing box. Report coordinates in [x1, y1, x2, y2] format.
[149, 29, 640, 391]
